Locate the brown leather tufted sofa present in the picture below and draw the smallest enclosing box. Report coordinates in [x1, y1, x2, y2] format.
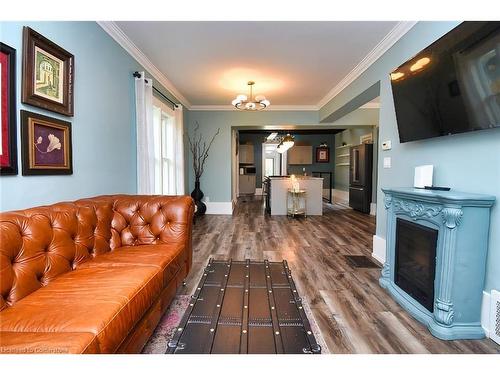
[0, 194, 195, 354]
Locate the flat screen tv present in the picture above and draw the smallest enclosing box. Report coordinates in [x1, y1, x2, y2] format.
[391, 22, 500, 143]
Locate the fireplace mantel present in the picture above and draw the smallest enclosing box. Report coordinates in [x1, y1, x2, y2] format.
[380, 187, 495, 340]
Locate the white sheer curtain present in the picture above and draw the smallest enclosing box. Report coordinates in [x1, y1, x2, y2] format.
[174, 105, 185, 195]
[135, 71, 155, 194]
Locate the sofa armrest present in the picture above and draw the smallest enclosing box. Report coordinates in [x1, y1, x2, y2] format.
[79, 195, 195, 274]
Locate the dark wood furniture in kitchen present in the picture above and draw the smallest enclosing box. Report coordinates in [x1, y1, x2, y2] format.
[349, 143, 373, 214]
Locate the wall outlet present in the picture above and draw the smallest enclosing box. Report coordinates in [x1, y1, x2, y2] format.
[383, 157, 391, 169]
[205, 196, 210, 202]
[382, 140, 392, 151]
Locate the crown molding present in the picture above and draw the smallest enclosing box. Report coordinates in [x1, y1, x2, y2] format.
[97, 21, 192, 109]
[316, 21, 417, 110]
[189, 104, 319, 111]
[98, 21, 416, 112]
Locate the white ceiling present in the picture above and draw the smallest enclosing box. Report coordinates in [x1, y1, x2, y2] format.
[115, 21, 399, 108]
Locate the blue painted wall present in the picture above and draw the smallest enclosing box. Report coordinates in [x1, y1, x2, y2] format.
[238, 132, 337, 189]
[287, 134, 336, 178]
[320, 21, 500, 293]
[0, 21, 175, 211]
[185, 110, 320, 202]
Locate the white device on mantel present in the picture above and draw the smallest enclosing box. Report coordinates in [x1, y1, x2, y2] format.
[414, 165, 434, 188]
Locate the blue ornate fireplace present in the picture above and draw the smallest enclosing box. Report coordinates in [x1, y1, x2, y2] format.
[380, 188, 495, 340]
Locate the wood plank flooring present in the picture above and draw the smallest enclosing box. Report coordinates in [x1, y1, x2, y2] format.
[178, 196, 500, 354]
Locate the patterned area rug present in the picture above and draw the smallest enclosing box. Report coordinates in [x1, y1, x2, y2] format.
[142, 294, 330, 354]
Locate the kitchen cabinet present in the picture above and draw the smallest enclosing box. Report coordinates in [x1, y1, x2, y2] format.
[288, 145, 312, 165]
[239, 144, 254, 164]
[239, 174, 256, 195]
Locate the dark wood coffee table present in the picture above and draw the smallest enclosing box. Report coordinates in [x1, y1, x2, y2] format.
[167, 259, 321, 354]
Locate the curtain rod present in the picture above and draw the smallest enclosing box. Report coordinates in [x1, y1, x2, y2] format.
[133, 71, 179, 108]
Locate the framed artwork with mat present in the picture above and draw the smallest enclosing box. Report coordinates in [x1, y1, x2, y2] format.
[315, 146, 329, 163]
[21, 110, 72, 175]
[22, 26, 74, 116]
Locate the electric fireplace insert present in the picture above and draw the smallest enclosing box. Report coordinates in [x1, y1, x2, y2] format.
[395, 218, 438, 312]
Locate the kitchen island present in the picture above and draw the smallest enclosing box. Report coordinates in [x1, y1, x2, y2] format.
[266, 176, 323, 215]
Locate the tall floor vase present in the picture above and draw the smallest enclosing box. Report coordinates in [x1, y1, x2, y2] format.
[191, 179, 206, 216]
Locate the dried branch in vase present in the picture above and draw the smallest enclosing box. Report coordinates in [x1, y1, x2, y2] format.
[186, 122, 220, 180]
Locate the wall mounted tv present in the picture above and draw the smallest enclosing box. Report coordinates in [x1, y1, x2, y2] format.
[391, 22, 500, 143]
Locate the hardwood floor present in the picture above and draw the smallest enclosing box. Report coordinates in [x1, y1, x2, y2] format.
[179, 196, 500, 354]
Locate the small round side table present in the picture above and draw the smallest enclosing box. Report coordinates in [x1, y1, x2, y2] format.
[287, 189, 307, 218]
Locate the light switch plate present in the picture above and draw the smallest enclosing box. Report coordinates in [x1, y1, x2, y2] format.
[382, 140, 392, 151]
[383, 157, 391, 168]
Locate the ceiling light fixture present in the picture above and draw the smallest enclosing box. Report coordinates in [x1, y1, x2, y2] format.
[276, 140, 286, 154]
[282, 133, 295, 149]
[232, 81, 270, 111]
[276, 133, 295, 154]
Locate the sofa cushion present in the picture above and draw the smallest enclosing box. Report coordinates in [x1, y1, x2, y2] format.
[0, 201, 113, 311]
[0, 332, 99, 354]
[77, 244, 186, 287]
[0, 265, 163, 353]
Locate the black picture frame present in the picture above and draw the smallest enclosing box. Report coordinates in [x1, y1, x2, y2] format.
[0, 42, 18, 175]
[21, 110, 73, 175]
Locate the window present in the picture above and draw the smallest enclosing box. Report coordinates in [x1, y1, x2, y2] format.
[153, 97, 176, 195]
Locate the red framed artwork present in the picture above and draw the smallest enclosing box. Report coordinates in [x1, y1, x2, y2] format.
[315, 147, 329, 163]
[0, 43, 18, 175]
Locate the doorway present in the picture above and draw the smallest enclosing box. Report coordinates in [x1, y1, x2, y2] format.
[262, 142, 284, 178]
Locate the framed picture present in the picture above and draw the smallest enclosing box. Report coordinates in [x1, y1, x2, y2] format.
[21, 110, 72, 175]
[22, 26, 74, 116]
[316, 147, 330, 163]
[0, 43, 18, 175]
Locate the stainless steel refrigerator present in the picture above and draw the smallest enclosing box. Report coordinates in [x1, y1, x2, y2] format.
[349, 143, 373, 214]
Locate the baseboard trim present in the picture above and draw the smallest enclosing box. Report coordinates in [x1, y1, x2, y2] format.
[255, 188, 263, 196]
[481, 290, 490, 338]
[205, 201, 233, 215]
[372, 235, 386, 264]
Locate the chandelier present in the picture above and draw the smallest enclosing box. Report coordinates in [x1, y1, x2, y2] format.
[232, 81, 270, 111]
[276, 133, 295, 153]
